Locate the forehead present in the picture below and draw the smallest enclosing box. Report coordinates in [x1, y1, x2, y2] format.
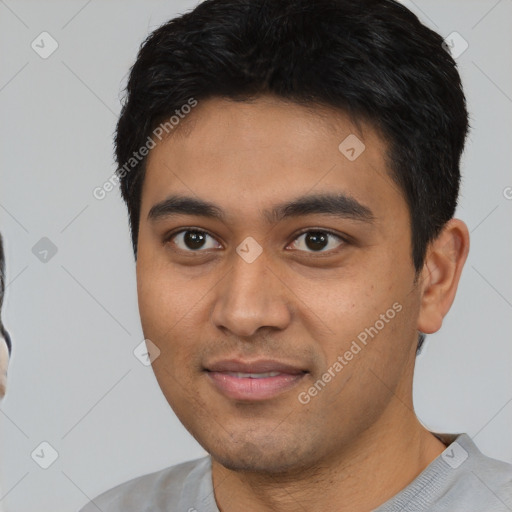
[142, 96, 406, 223]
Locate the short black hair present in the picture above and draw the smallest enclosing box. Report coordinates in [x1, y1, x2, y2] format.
[0, 233, 11, 354]
[115, 0, 468, 273]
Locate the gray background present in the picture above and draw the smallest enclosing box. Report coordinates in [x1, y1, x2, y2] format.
[0, 1, 511, 511]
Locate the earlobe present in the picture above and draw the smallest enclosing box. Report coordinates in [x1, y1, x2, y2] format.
[417, 219, 470, 335]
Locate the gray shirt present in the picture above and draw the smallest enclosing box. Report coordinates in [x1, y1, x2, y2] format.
[80, 434, 512, 511]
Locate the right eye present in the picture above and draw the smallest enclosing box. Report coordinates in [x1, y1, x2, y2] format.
[166, 229, 222, 252]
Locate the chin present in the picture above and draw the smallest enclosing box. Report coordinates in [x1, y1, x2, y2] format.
[205, 430, 319, 475]
[214, 452, 301, 474]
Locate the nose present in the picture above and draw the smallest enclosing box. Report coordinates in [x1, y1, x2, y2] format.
[211, 250, 292, 338]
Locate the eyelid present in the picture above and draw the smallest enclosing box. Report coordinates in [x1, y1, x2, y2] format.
[291, 227, 349, 240]
[287, 228, 349, 249]
[163, 227, 223, 251]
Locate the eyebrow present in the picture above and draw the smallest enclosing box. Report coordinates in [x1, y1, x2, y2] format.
[147, 193, 375, 224]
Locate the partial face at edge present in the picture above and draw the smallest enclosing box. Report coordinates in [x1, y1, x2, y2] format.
[0, 235, 8, 400]
[136, 96, 422, 473]
[0, 335, 8, 399]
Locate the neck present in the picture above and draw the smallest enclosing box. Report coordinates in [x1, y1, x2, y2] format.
[211, 407, 446, 512]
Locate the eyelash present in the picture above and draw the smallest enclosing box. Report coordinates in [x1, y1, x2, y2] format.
[163, 227, 349, 254]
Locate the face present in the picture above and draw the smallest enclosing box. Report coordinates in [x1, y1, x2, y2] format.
[136, 96, 423, 473]
[0, 237, 7, 399]
[0, 334, 8, 399]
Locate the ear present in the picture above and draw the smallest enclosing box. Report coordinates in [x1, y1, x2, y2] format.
[417, 218, 470, 334]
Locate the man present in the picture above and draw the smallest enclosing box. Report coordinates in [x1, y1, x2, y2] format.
[0, 234, 11, 399]
[81, 0, 512, 510]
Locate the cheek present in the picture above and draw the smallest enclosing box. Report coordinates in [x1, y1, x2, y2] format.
[293, 263, 415, 385]
[136, 264, 169, 339]
[291, 266, 397, 338]
[137, 256, 191, 335]
[0, 340, 8, 399]
[136, 259, 211, 375]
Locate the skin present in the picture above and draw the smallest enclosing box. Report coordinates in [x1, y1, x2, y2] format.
[0, 336, 7, 399]
[0, 236, 7, 399]
[136, 95, 470, 512]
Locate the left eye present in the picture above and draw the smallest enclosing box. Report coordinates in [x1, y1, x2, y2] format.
[170, 230, 221, 251]
[289, 231, 344, 252]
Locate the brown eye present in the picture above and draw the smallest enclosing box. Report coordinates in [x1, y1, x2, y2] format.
[184, 231, 206, 249]
[290, 231, 344, 253]
[170, 230, 221, 251]
[305, 232, 328, 251]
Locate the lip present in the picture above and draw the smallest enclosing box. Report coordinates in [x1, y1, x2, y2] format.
[205, 359, 308, 401]
[206, 359, 306, 374]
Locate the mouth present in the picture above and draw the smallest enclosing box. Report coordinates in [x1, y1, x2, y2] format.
[204, 359, 308, 401]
